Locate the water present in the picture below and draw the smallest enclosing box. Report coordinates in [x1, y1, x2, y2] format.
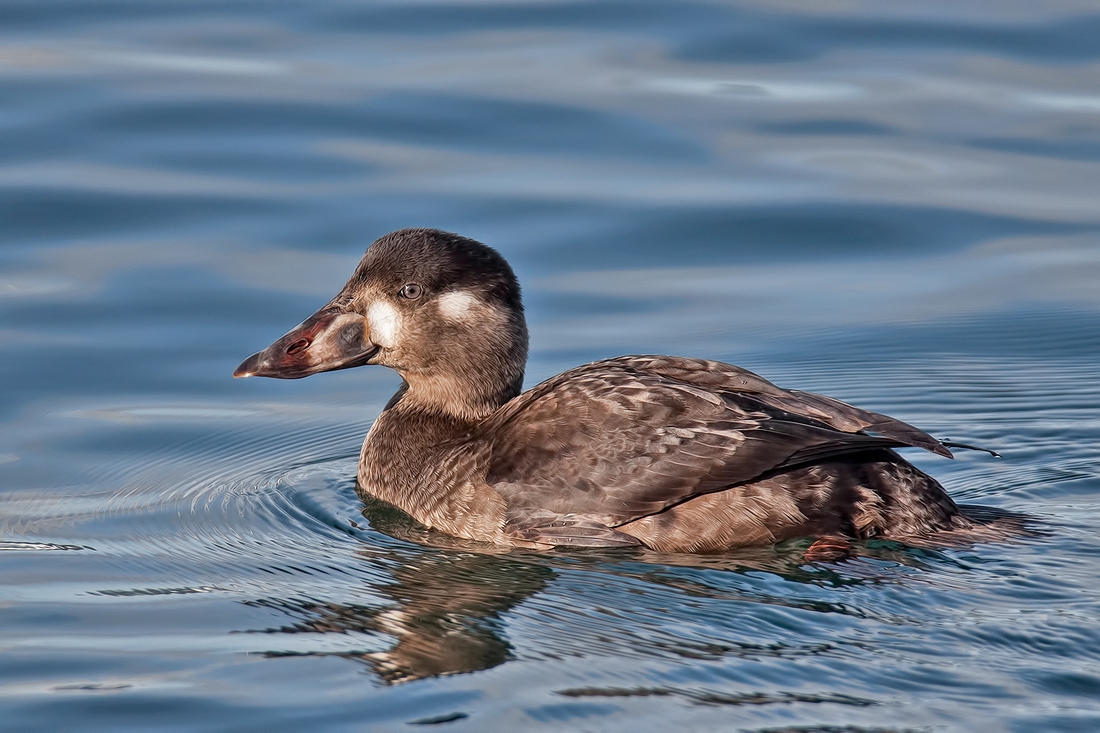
[2, 1, 1100, 730]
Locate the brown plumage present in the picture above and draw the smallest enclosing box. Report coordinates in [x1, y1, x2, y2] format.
[235, 228, 999, 553]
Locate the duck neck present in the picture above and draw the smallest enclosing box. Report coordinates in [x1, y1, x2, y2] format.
[395, 314, 529, 422]
[399, 369, 522, 422]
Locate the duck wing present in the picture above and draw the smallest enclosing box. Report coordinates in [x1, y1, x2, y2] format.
[618, 356, 951, 458]
[482, 356, 950, 544]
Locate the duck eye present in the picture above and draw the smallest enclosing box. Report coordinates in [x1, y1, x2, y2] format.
[399, 283, 423, 300]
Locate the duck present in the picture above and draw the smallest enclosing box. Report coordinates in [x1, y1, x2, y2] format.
[235, 227, 996, 553]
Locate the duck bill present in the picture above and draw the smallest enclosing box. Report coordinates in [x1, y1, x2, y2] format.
[234, 306, 379, 379]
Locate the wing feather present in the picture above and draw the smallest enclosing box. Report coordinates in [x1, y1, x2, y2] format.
[482, 356, 949, 528]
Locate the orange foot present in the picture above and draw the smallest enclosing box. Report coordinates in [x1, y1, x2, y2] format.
[803, 535, 853, 563]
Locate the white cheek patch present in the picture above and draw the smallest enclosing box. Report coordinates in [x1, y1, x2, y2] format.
[437, 290, 480, 322]
[367, 300, 400, 348]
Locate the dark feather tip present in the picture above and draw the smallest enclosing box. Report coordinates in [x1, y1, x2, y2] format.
[938, 440, 1001, 458]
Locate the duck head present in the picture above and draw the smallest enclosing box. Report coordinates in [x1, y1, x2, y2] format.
[235, 228, 529, 420]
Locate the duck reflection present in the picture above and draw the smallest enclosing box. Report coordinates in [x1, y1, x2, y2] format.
[246, 498, 554, 683]
[251, 549, 554, 683]
[245, 498, 1029, 685]
[367, 550, 553, 683]
[248, 551, 553, 683]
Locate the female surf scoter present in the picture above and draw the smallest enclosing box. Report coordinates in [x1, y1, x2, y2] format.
[235, 228, 997, 552]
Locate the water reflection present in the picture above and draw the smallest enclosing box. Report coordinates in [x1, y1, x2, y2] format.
[239, 496, 1011, 686]
[248, 550, 553, 684]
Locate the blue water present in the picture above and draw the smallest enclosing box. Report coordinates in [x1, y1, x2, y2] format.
[3, 1, 1100, 730]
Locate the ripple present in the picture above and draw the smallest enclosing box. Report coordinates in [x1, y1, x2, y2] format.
[556, 686, 879, 708]
[0, 541, 86, 551]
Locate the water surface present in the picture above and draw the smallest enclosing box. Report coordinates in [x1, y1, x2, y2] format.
[2, 1, 1100, 731]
